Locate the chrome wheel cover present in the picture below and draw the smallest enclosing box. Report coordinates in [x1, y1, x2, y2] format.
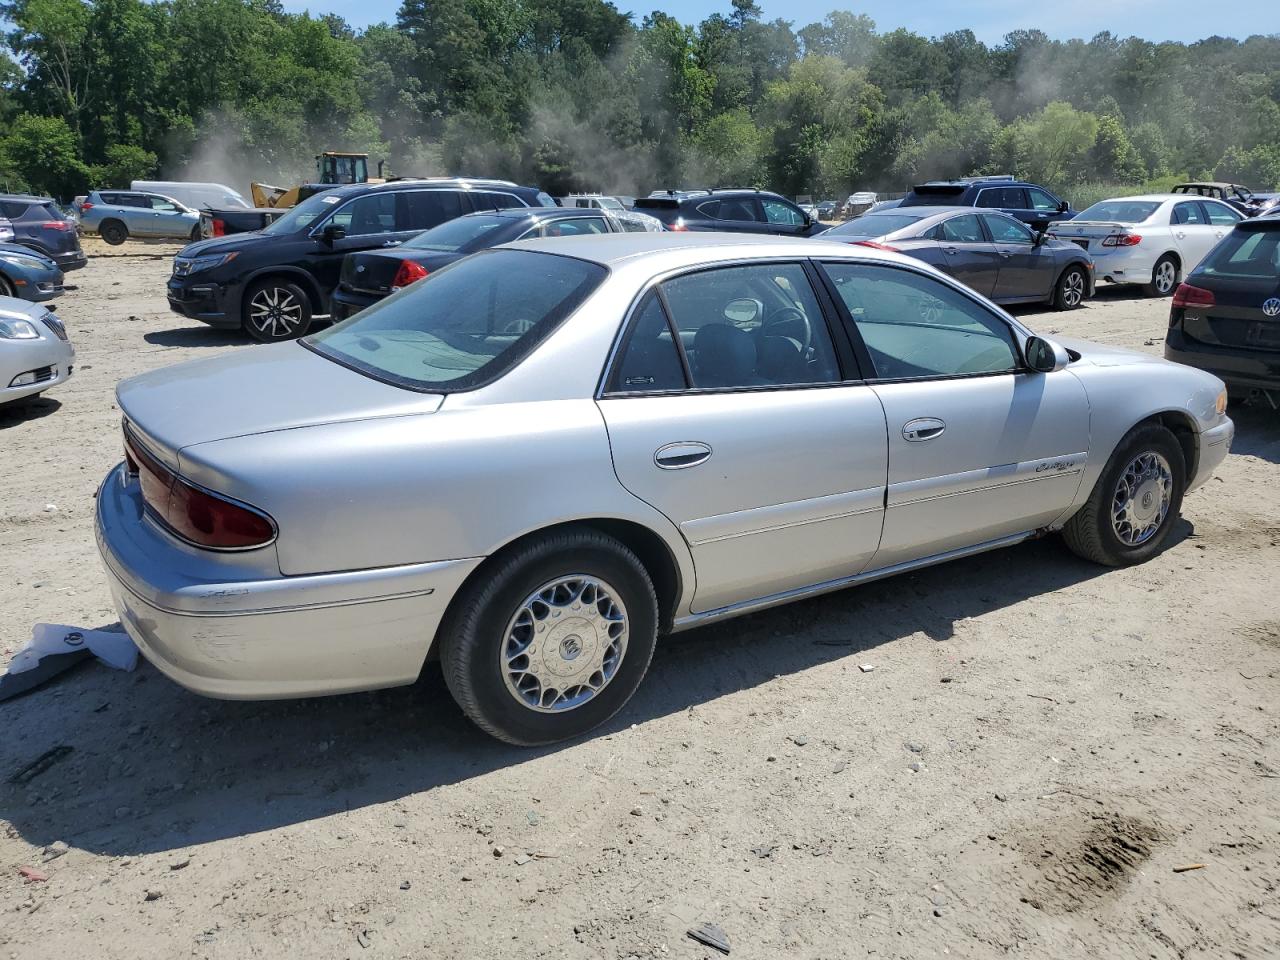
[1154, 260, 1176, 294]
[501, 575, 629, 713]
[1111, 451, 1173, 546]
[1062, 270, 1084, 306]
[248, 287, 304, 338]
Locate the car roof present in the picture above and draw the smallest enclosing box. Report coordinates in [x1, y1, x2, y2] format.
[0, 194, 53, 203]
[467, 207, 615, 221]
[1176, 181, 1240, 188]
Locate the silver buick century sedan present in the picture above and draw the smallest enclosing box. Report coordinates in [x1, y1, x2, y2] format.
[97, 234, 1233, 744]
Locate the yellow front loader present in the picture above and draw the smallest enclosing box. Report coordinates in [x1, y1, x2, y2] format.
[249, 152, 385, 209]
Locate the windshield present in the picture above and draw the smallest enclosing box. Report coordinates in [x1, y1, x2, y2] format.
[260, 190, 346, 235]
[1197, 228, 1280, 279]
[826, 213, 926, 238]
[404, 214, 515, 252]
[304, 249, 606, 392]
[1075, 200, 1161, 223]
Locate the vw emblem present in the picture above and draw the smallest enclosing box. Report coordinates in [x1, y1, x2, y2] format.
[1263, 297, 1280, 318]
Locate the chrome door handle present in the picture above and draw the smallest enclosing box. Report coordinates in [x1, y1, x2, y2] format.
[902, 418, 946, 442]
[382, 240, 401, 247]
[1176, 231, 1186, 238]
[944, 247, 958, 255]
[654, 441, 712, 470]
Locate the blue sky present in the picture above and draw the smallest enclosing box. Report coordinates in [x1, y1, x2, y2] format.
[285, 0, 1273, 43]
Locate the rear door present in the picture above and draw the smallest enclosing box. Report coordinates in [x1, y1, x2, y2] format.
[1202, 200, 1242, 254]
[982, 213, 1054, 299]
[692, 197, 766, 234]
[1171, 201, 1220, 271]
[597, 261, 888, 614]
[930, 213, 1000, 296]
[398, 189, 468, 238]
[976, 186, 1031, 222]
[818, 259, 1090, 569]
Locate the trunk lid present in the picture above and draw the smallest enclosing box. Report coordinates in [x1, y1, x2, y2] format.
[1179, 276, 1280, 352]
[1048, 220, 1134, 252]
[116, 342, 443, 458]
[339, 249, 464, 296]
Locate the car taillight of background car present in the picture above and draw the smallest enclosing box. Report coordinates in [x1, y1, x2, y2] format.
[392, 260, 429, 288]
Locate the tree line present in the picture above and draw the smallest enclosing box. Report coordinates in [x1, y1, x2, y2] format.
[2, 0, 1279, 204]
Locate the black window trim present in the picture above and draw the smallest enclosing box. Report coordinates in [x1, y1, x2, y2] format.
[595, 257, 865, 400]
[813, 258, 1033, 385]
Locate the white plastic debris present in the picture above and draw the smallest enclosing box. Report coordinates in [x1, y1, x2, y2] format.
[6, 623, 138, 675]
[858, 663, 876, 673]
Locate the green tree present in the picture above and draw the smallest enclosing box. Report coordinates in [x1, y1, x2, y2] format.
[0, 113, 89, 196]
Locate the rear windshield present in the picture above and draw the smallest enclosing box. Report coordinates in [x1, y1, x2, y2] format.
[1075, 200, 1160, 223]
[1197, 228, 1280, 279]
[404, 214, 513, 252]
[826, 213, 926, 238]
[304, 249, 606, 392]
[260, 190, 345, 235]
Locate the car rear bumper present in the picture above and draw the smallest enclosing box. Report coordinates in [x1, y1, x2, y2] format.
[1165, 327, 1280, 392]
[53, 250, 87, 272]
[330, 285, 384, 322]
[95, 461, 482, 700]
[167, 278, 239, 327]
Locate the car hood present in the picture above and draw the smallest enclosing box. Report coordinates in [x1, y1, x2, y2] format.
[116, 342, 443, 455]
[1055, 337, 1167, 367]
[0, 295, 49, 321]
[177, 232, 268, 258]
[0, 242, 56, 264]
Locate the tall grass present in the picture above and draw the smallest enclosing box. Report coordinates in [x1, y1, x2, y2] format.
[1064, 175, 1190, 211]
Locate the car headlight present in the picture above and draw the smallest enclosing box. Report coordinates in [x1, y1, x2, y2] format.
[0, 318, 41, 339]
[0, 253, 43, 267]
[186, 252, 238, 274]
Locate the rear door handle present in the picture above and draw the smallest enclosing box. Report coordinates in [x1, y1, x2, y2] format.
[902, 418, 946, 442]
[382, 240, 402, 247]
[654, 441, 712, 470]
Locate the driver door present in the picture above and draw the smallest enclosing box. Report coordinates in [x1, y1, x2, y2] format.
[818, 259, 1089, 569]
[597, 262, 888, 614]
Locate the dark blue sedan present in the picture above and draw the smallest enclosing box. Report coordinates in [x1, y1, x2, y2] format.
[0, 243, 65, 303]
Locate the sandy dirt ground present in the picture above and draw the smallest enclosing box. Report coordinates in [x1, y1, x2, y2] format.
[2, 238, 1278, 959]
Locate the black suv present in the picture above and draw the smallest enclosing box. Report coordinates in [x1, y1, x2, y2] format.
[166, 178, 556, 341]
[0, 194, 87, 271]
[632, 189, 825, 236]
[899, 176, 1076, 228]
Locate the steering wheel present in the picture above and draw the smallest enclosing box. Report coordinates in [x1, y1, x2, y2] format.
[762, 306, 812, 353]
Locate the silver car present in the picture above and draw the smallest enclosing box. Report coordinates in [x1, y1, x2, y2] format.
[1050, 194, 1243, 296]
[79, 190, 202, 245]
[96, 234, 1233, 744]
[0, 297, 74, 404]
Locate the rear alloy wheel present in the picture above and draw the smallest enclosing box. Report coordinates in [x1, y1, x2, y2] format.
[440, 529, 659, 745]
[1053, 265, 1087, 310]
[242, 279, 312, 342]
[1145, 255, 1178, 297]
[100, 220, 128, 245]
[1062, 423, 1185, 567]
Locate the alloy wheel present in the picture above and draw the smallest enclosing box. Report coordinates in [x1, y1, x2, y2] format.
[247, 287, 305, 339]
[1154, 260, 1176, 295]
[501, 575, 629, 713]
[1111, 451, 1173, 546]
[1062, 270, 1084, 307]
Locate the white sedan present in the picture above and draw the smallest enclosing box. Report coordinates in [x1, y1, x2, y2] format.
[97, 234, 1232, 745]
[1049, 194, 1242, 296]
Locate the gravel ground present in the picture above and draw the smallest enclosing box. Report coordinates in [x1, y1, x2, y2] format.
[2, 239, 1278, 959]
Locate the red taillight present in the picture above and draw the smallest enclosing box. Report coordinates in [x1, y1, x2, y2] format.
[1102, 232, 1141, 247]
[124, 429, 275, 549]
[211, 218, 226, 237]
[853, 240, 901, 252]
[391, 259, 429, 288]
[1171, 283, 1215, 309]
[80, 201, 94, 211]
[670, 219, 689, 232]
[41, 221, 72, 231]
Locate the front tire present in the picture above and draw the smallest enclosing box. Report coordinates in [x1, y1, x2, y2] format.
[1062, 424, 1185, 567]
[0, 273, 14, 298]
[241, 278, 312, 342]
[1052, 265, 1088, 310]
[440, 529, 659, 746]
[100, 220, 128, 245]
[1144, 254, 1179, 297]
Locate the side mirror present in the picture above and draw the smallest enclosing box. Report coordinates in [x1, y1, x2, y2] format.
[723, 298, 763, 327]
[321, 223, 346, 243]
[1057, 200, 1069, 213]
[1032, 228, 1048, 247]
[1025, 335, 1070, 373]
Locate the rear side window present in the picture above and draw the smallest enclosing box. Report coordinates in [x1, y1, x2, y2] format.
[977, 187, 1027, 209]
[398, 190, 466, 231]
[472, 191, 524, 211]
[940, 215, 985, 242]
[305, 250, 605, 392]
[1198, 229, 1280, 278]
[607, 293, 686, 393]
[0, 200, 26, 218]
[822, 261, 1019, 380]
[695, 198, 760, 222]
[31, 202, 62, 220]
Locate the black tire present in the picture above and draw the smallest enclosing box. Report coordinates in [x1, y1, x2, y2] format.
[1052, 264, 1088, 310]
[440, 529, 659, 746]
[1062, 424, 1186, 567]
[241, 277, 312, 342]
[0, 273, 13, 298]
[1144, 254, 1179, 297]
[100, 220, 128, 245]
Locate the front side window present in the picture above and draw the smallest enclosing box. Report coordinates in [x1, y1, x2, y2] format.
[398, 190, 465, 230]
[983, 215, 1034, 243]
[261, 190, 346, 235]
[1172, 202, 1208, 226]
[148, 196, 178, 212]
[940, 215, 985, 243]
[762, 199, 805, 226]
[659, 263, 840, 389]
[822, 262, 1020, 380]
[1027, 188, 1060, 212]
[1203, 202, 1242, 226]
[305, 250, 605, 392]
[333, 193, 398, 236]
